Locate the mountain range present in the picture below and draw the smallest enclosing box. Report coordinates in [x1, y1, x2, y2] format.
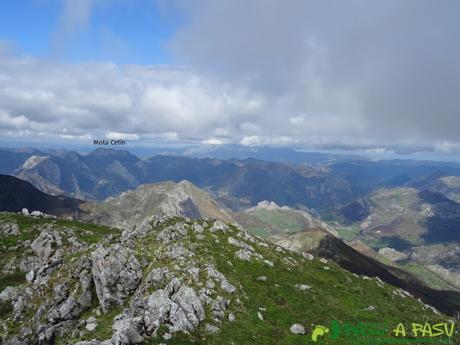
[5, 146, 460, 214]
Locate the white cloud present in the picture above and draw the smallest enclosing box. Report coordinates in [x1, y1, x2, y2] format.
[365, 147, 393, 154]
[0, 50, 456, 152]
[0, 54, 260, 144]
[364, 147, 395, 155]
[106, 131, 140, 140]
[289, 116, 304, 125]
[0, 109, 32, 129]
[240, 135, 264, 147]
[240, 135, 298, 147]
[202, 138, 225, 145]
[60, 134, 92, 140]
[435, 141, 460, 154]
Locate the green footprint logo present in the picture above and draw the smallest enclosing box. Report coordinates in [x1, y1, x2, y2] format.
[311, 325, 330, 342]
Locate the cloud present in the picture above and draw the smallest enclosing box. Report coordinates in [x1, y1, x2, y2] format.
[166, 0, 460, 151]
[240, 135, 298, 147]
[106, 131, 140, 140]
[434, 141, 460, 154]
[0, 109, 34, 129]
[240, 136, 266, 147]
[0, 53, 261, 144]
[60, 134, 92, 140]
[1, 0, 460, 153]
[289, 116, 304, 125]
[52, 0, 94, 54]
[202, 138, 225, 145]
[52, 0, 123, 56]
[365, 147, 394, 155]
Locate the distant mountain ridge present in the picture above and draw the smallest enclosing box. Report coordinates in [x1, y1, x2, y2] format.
[181, 144, 367, 164]
[4, 146, 460, 215]
[0, 147, 43, 175]
[7, 147, 362, 210]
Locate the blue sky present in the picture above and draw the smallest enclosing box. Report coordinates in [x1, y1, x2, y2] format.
[0, 0, 179, 64]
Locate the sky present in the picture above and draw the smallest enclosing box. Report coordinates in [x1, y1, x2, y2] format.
[0, 0, 459, 157]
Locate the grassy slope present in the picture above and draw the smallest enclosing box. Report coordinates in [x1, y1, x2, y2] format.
[336, 224, 362, 242]
[400, 263, 460, 292]
[360, 188, 426, 247]
[242, 208, 317, 239]
[147, 223, 451, 345]
[0, 213, 454, 345]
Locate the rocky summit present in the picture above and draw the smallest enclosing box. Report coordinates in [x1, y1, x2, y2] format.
[0, 212, 454, 345]
[79, 180, 235, 230]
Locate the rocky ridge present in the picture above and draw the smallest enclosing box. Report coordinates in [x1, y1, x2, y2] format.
[80, 180, 235, 230]
[0, 213, 454, 345]
[1, 215, 246, 344]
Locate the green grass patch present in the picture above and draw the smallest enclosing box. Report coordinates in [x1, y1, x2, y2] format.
[0, 271, 26, 292]
[337, 225, 362, 242]
[56, 218, 120, 244]
[248, 209, 306, 235]
[245, 226, 270, 239]
[401, 263, 459, 291]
